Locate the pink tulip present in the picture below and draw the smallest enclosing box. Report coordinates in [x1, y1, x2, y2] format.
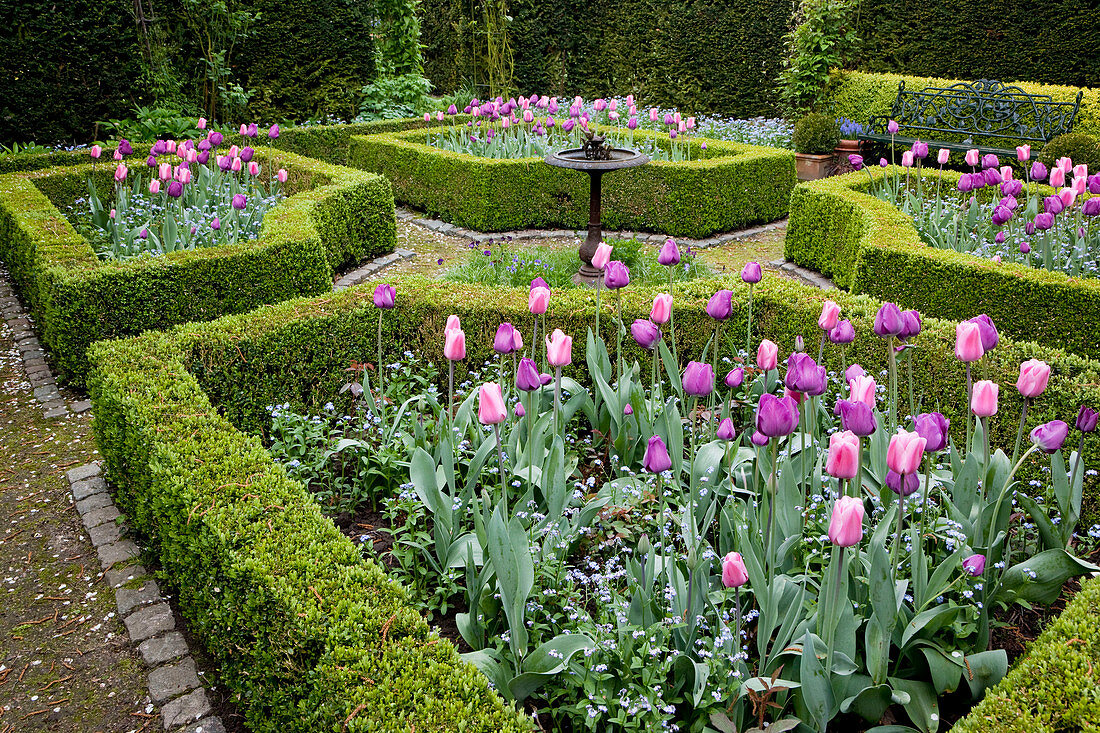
[113, 149, 123, 160]
[818, 300, 840, 331]
[166, 139, 177, 153]
[1050, 166, 1065, 187]
[649, 108, 659, 122]
[148, 179, 160, 194]
[445, 314, 461, 333]
[845, 363, 865, 382]
[546, 329, 572, 367]
[239, 123, 248, 136]
[114, 163, 127, 181]
[197, 117, 207, 130]
[424, 112, 431, 122]
[1016, 145, 1030, 162]
[955, 321, 985, 362]
[231, 157, 242, 172]
[477, 382, 507, 425]
[109, 208, 116, 219]
[592, 242, 613, 269]
[757, 339, 778, 371]
[901, 151, 914, 167]
[971, 380, 999, 417]
[1059, 187, 1077, 207]
[529, 286, 550, 315]
[276, 168, 288, 183]
[90, 145, 102, 159]
[177, 167, 192, 184]
[444, 328, 466, 361]
[1057, 156, 1073, 173]
[1074, 163, 1088, 179]
[1016, 359, 1051, 398]
[937, 148, 950, 165]
[229, 144, 240, 157]
[887, 431, 926, 475]
[650, 293, 672, 324]
[826, 431, 860, 479]
[828, 496, 865, 547]
[965, 149, 980, 167]
[1000, 166, 1013, 181]
[721, 552, 749, 588]
[992, 255, 1002, 264]
[848, 375, 877, 407]
[248, 161, 260, 176]
[1073, 176, 1086, 195]
[187, 149, 198, 163]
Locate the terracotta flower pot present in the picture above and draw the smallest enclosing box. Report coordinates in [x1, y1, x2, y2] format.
[795, 152, 833, 181]
[833, 139, 863, 174]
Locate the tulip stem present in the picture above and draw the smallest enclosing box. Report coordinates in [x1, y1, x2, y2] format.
[965, 363, 973, 459]
[817, 331, 826, 366]
[981, 416, 991, 502]
[765, 439, 780, 584]
[595, 276, 601, 345]
[906, 352, 916, 426]
[493, 423, 507, 514]
[554, 366, 562, 437]
[668, 266, 679, 368]
[448, 361, 454, 427]
[890, 487, 906, 583]
[888, 335, 899, 434]
[527, 390, 535, 493]
[854, 438, 863, 499]
[824, 544, 844, 677]
[1012, 399, 1029, 467]
[377, 310, 385, 428]
[745, 284, 754, 356]
[615, 290, 624, 385]
[1069, 434, 1086, 508]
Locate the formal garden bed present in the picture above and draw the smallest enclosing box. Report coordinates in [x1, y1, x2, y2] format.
[786, 165, 1100, 361]
[86, 267, 1100, 732]
[0, 143, 395, 384]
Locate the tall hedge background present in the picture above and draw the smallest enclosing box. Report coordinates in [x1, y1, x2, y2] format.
[420, 0, 798, 117]
[0, 0, 379, 145]
[852, 0, 1100, 88]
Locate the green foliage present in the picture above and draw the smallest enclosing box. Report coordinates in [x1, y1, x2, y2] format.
[792, 112, 841, 154]
[821, 71, 1100, 143]
[780, 0, 860, 114]
[98, 106, 209, 143]
[85, 273, 1100, 732]
[784, 166, 1100, 361]
[376, 0, 425, 76]
[1039, 132, 1100, 171]
[419, 0, 796, 117]
[0, 0, 146, 145]
[348, 127, 796, 238]
[851, 0, 1100, 89]
[358, 75, 434, 121]
[269, 118, 446, 166]
[0, 150, 396, 385]
[178, 0, 260, 122]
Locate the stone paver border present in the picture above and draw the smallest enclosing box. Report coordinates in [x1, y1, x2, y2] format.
[65, 461, 227, 733]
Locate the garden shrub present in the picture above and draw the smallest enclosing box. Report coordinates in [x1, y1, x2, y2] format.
[270, 117, 461, 166]
[1039, 132, 1100, 172]
[784, 166, 1100, 361]
[347, 127, 796, 237]
[87, 273, 1100, 730]
[792, 112, 841, 154]
[821, 71, 1100, 144]
[0, 149, 396, 385]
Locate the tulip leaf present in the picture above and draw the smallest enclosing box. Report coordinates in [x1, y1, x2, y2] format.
[901, 605, 959, 647]
[917, 644, 964, 695]
[840, 683, 894, 722]
[508, 632, 595, 702]
[888, 677, 939, 733]
[962, 649, 1008, 700]
[672, 655, 711, 707]
[797, 629, 835, 733]
[1016, 493, 1061, 552]
[487, 506, 534, 658]
[995, 549, 1098, 605]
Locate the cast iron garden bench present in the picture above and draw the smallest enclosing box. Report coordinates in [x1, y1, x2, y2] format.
[859, 79, 1083, 157]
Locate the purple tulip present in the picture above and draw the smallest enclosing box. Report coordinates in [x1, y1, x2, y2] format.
[1030, 161, 1048, 181]
[834, 399, 877, 436]
[886, 470, 920, 496]
[631, 319, 662, 350]
[197, 139, 211, 152]
[516, 358, 541, 391]
[874, 302, 904, 338]
[756, 394, 800, 437]
[725, 368, 744, 388]
[1001, 179, 1023, 197]
[829, 319, 855, 344]
[981, 153, 999, 169]
[139, 228, 148, 239]
[540, 372, 553, 386]
[1084, 198, 1100, 217]
[447, 104, 458, 115]
[643, 435, 672, 473]
[246, 123, 258, 138]
[983, 168, 1002, 186]
[913, 141, 929, 159]
[785, 352, 826, 396]
[118, 138, 133, 155]
[706, 289, 733, 320]
[887, 120, 900, 134]
[879, 158, 888, 168]
[741, 261, 762, 284]
[969, 314, 999, 351]
[1077, 405, 1098, 432]
[1034, 212, 1055, 230]
[1030, 420, 1069, 453]
[848, 154, 864, 171]
[991, 205, 1013, 226]
[152, 140, 166, 155]
[995, 231, 1006, 243]
[716, 418, 736, 441]
[197, 151, 210, 165]
[957, 174, 973, 192]
[914, 412, 950, 452]
[268, 124, 280, 139]
[1089, 173, 1100, 194]
[627, 117, 638, 130]
[963, 554, 986, 576]
[145, 155, 157, 167]
[1001, 195, 1018, 210]
[493, 323, 518, 354]
[1020, 241, 1031, 253]
[167, 181, 183, 198]
[658, 238, 681, 266]
[683, 361, 715, 397]
[899, 309, 922, 340]
[1044, 195, 1065, 215]
[751, 430, 769, 446]
[211, 217, 221, 230]
[240, 146, 255, 163]
[208, 130, 224, 146]
[604, 261, 630, 289]
[231, 194, 247, 210]
[373, 283, 396, 309]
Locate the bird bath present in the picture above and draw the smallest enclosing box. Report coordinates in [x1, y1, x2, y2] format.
[544, 145, 649, 285]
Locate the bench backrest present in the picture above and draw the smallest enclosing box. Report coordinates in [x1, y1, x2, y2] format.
[889, 79, 1082, 143]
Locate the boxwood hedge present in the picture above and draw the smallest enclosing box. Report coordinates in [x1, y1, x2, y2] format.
[784, 166, 1100, 361]
[347, 127, 795, 238]
[87, 274, 1100, 731]
[0, 149, 396, 385]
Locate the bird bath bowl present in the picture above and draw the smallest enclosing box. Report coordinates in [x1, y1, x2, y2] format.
[544, 148, 650, 286]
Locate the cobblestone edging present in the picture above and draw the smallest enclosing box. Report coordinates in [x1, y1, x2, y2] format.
[65, 462, 227, 733]
[395, 206, 788, 250]
[334, 247, 417, 290]
[768, 259, 836, 290]
[0, 268, 91, 419]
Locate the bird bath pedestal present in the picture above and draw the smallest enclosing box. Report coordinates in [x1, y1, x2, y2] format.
[544, 147, 649, 286]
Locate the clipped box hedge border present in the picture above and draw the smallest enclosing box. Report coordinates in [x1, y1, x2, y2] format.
[784, 166, 1100, 361]
[88, 273, 1100, 731]
[0, 148, 396, 384]
[347, 127, 796, 238]
[822, 70, 1100, 143]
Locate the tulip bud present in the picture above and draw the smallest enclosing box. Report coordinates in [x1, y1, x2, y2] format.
[826, 431, 860, 479]
[828, 319, 855, 344]
[631, 319, 662, 350]
[756, 339, 778, 371]
[1076, 405, 1098, 433]
[965, 149, 980, 167]
[721, 552, 749, 588]
[740, 261, 762, 284]
[591, 242, 613, 270]
[887, 120, 899, 134]
[756, 393, 799, 437]
[887, 431, 926, 475]
[477, 382, 507, 425]
[725, 368, 744, 389]
[546, 329, 572, 367]
[1016, 145, 1030, 162]
[886, 470, 920, 496]
[277, 168, 288, 183]
[955, 321, 985, 362]
[914, 412, 950, 452]
[817, 299, 840, 331]
[444, 327, 466, 361]
[643, 435, 672, 473]
[683, 362, 715, 397]
[706, 289, 733, 320]
[828, 496, 865, 547]
[1030, 420, 1069, 453]
[650, 293, 672, 324]
[604, 261, 630, 289]
[971, 380, 999, 417]
[937, 148, 950, 165]
[963, 554, 986, 576]
[658, 238, 680, 266]
[1016, 359, 1051, 398]
[529, 286, 550, 315]
[716, 418, 736, 441]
